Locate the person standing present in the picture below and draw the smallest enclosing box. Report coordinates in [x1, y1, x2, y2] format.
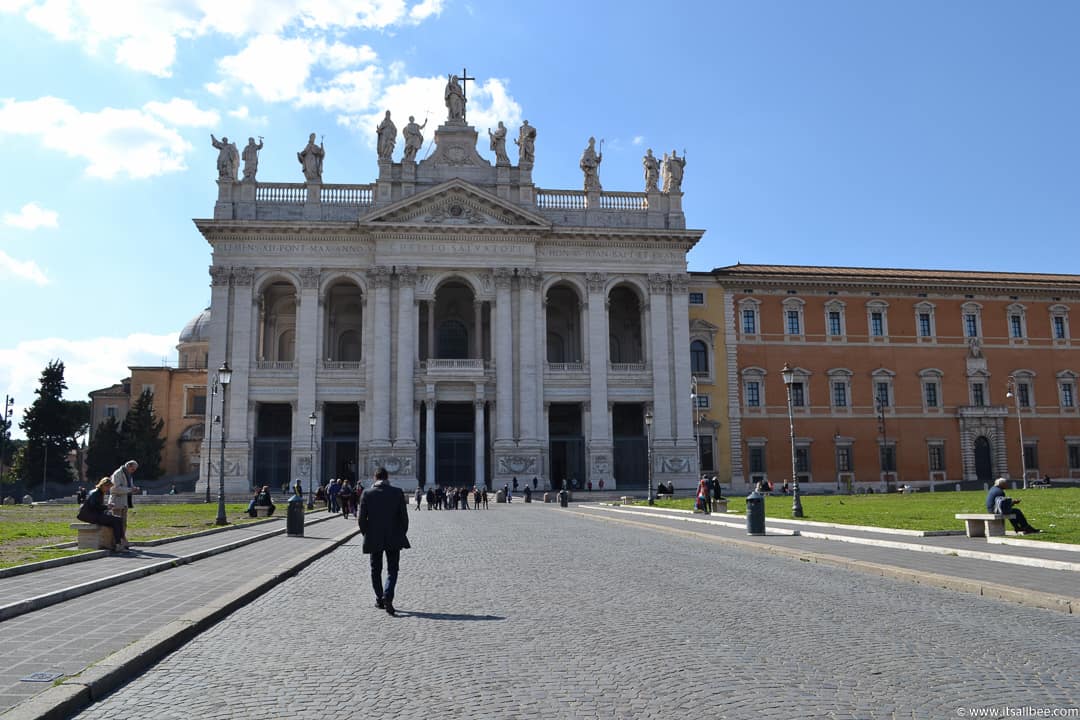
[108, 460, 139, 536]
[358, 467, 411, 615]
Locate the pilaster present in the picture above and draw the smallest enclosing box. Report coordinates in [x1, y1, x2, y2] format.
[585, 272, 612, 487]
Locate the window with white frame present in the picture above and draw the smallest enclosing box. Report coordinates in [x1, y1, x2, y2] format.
[879, 443, 896, 472]
[688, 292, 705, 306]
[827, 368, 852, 410]
[698, 434, 715, 472]
[185, 387, 207, 417]
[742, 368, 766, 409]
[1050, 305, 1070, 341]
[962, 302, 982, 339]
[971, 381, 986, 407]
[1010, 371, 1035, 409]
[919, 369, 943, 410]
[105, 405, 117, 418]
[790, 381, 806, 407]
[694, 393, 711, 410]
[1068, 442, 1080, 471]
[866, 301, 889, 340]
[739, 298, 761, 337]
[1023, 442, 1039, 472]
[825, 301, 846, 339]
[782, 298, 805, 338]
[1059, 371, 1077, 410]
[871, 369, 895, 408]
[914, 302, 936, 340]
[690, 340, 709, 375]
[795, 444, 811, 482]
[835, 445, 852, 473]
[928, 442, 945, 472]
[748, 444, 766, 475]
[1007, 303, 1027, 341]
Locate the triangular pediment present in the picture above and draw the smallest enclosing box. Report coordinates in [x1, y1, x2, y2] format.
[358, 179, 550, 229]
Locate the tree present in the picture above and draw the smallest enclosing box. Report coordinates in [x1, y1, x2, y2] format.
[63, 400, 90, 485]
[20, 360, 78, 488]
[86, 416, 124, 482]
[121, 389, 165, 480]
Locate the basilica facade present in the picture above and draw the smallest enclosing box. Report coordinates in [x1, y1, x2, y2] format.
[196, 93, 703, 495]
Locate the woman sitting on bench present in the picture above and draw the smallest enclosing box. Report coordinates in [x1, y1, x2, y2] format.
[77, 476, 129, 551]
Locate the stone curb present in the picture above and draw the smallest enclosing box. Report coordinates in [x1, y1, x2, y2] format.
[0, 524, 361, 720]
[0, 513, 337, 623]
[570, 509, 1077, 615]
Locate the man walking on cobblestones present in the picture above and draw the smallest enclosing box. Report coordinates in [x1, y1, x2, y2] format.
[358, 467, 411, 615]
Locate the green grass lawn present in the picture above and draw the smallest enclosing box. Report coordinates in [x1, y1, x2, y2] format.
[641, 488, 1080, 544]
[0, 502, 271, 569]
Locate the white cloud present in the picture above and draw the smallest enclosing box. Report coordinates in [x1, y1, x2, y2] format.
[4, 202, 58, 230]
[0, 97, 191, 179]
[0, 249, 48, 285]
[3, 0, 442, 76]
[144, 98, 220, 128]
[0, 331, 179, 439]
[632, 135, 645, 146]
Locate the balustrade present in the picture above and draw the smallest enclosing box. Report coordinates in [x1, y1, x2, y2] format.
[321, 184, 374, 205]
[254, 184, 306, 204]
[255, 360, 295, 371]
[546, 362, 585, 372]
[536, 189, 587, 210]
[598, 192, 648, 211]
[609, 362, 647, 373]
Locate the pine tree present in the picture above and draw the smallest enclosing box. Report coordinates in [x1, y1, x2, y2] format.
[19, 360, 77, 487]
[86, 416, 125, 482]
[120, 389, 165, 480]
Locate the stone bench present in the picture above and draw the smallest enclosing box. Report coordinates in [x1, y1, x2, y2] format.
[713, 498, 729, 513]
[955, 513, 1016, 538]
[620, 496, 632, 505]
[254, 506, 273, 517]
[70, 523, 115, 550]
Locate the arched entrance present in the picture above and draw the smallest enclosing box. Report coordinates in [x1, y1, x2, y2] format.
[974, 436, 993, 482]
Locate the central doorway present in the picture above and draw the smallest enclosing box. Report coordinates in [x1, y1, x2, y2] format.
[435, 403, 474, 488]
[548, 403, 585, 490]
[974, 436, 993, 482]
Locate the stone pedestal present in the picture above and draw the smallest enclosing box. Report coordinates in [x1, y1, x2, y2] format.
[303, 184, 321, 220]
[401, 161, 416, 198]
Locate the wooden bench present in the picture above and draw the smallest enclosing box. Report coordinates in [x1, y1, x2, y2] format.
[955, 513, 1015, 538]
[70, 523, 115, 550]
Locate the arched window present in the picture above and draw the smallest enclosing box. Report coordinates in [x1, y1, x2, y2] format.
[690, 340, 709, 374]
[277, 329, 295, 361]
[438, 319, 469, 359]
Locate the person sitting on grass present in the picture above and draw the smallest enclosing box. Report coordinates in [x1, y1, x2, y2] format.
[986, 478, 1040, 535]
[77, 477, 129, 552]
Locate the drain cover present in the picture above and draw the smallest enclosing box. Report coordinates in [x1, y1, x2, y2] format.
[21, 672, 63, 683]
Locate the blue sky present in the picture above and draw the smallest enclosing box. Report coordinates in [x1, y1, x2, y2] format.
[2, 0, 1078, 436]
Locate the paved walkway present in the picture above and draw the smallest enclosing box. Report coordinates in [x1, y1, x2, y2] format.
[1, 502, 1077, 719]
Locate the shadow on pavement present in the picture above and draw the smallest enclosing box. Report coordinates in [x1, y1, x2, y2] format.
[399, 611, 504, 621]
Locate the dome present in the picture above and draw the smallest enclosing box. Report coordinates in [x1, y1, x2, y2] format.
[178, 307, 211, 344]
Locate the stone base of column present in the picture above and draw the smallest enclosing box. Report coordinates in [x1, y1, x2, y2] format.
[492, 446, 542, 488]
[586, 443, 613, 489]
[197, 445, 252, 496]
[367, 446, 417, 486]
[652, 441, 698, 491]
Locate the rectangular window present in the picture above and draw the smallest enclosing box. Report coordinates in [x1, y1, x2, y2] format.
[880, 445, 896, 472]
[742, 310, 756, 334]
[1010, 315, 1024, 338]
[749, 447, 766, 474]
[694, 394, 710, 409]
[697, 435, 714, 472]
[1023, 444, 1038, 471]
[928, 445, 945, 472]
[972, 383, 986, 406]
[795, 447, 810, 473]
[105, 406, 117, 418]
[786, 310, 801, 335]
[1069, 444, 1080, 470]
[1018, 382, 1031, 408]
[918, 313, 932, 337]
[790, 382, 805, 407]
[688, 292, 704, 305]
[965, 314, 979, 338]
[745, 382, 761, 407]
[1053, 316, 1067, 339]
[924, 382, 939, 408]
[836, 446, 852, 472]
[1063, 383, 1076, 408]
[828, 311, 842, 337]
[832, 382, 848, 407]
[875, 382, 890, 407]
[870, 312, 884, 337]
[188, 393, 207, 416]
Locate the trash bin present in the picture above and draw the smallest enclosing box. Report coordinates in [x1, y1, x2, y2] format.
[746, 490, 765, 536]
[558, 489, 569, 507]
[287, 493, 305, 537]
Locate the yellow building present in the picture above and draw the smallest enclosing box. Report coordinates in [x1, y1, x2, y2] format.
[687, 277, 731, 482]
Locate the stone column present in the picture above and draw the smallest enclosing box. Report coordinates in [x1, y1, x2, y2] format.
[493, 268, 514, 449]
[585, 272, 612, 487]
[427, 300, 435, 360]
[394, 267, 416, 445]
[425, 391, 436, 487]
[367, 266, 392, 447]
[518, 270, 539, 442]
[295, 267, 321, 484]
[475, 397, 486, 488]
[225, 266, 254, 491]
[473, 298, 483, 359]
[648, 273, 673, 444]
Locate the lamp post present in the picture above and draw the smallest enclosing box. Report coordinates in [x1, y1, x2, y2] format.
[780, 363, 804, 518]
[644, 409, 654, 505]
[875, 396, 890, 492]
[307, 411, 317, 509]
[215, 362, 232, 526]
[1, 395, 13, 478]
[204, 378, 217, 503]
[1006, 375, 1028, 490]
[42, 436, 49, 498]
[690, 376, 700, 477]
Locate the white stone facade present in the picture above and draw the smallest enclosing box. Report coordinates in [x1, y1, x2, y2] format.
[196, 111, 702, 494]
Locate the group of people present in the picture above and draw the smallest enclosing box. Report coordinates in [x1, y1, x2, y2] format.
[418, 485, 489, 510]
[76, 460, 140, 552]
[317, 477, 362, 519]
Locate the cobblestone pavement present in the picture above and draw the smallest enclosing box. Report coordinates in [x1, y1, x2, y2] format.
[73, 504, 1080, 720]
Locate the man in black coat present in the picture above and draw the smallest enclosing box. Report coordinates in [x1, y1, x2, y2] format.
[358, 466, 411, 615]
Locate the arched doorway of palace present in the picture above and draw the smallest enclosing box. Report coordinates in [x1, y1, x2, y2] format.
[973, 436, 994, 483]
